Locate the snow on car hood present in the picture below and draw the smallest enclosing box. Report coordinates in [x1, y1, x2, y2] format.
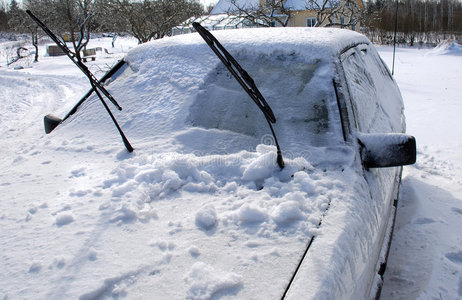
[94, 144, 358, 299]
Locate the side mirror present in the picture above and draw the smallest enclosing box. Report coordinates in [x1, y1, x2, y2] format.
[357, 133, 416, 168]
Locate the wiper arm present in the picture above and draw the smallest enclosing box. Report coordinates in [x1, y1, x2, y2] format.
[192, 22, 285, 169]
[27, 10, 133, 153]
[26, 10, 122, 111]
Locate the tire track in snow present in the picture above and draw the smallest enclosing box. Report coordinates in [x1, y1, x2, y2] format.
[382, 149, 462, 299]
[0, 70, 86, 164]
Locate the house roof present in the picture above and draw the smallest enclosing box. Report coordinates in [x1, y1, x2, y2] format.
[211, 0, 260, 14]
[285, 0, 311, 10]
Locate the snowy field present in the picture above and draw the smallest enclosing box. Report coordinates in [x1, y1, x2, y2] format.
[0, 33, 461, 299]
[378, 43, 462, 299]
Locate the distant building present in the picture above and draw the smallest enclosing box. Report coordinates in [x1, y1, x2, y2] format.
[175, 0, 363, 34]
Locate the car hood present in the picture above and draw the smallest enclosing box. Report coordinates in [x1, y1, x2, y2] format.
[96, 144, 364, 299]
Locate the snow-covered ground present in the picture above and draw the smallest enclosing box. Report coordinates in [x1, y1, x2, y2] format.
[378, 44, 462, 299]
[0, 34, 461, 299]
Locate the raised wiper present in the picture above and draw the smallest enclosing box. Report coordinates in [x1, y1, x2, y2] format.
[27, 10, 133, 153]
[192, 22, 285, 169]
[26, 10, 122, 111]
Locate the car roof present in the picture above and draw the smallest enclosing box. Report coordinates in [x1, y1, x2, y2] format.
[131, 27, 370, 62]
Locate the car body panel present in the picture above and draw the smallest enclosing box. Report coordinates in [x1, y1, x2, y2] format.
[58, 28, 410, 299]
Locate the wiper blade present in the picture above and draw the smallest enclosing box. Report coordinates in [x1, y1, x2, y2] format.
[27, 10, 133, 153]
[26, 10, 122, 111]
[193, 22, 275, 123]
[192, 22, 284, 169]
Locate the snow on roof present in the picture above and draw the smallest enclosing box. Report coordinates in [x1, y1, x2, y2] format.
[211, 0, 259, 14]
[285, 0, 311, 10]
[159, 27, 367, 62]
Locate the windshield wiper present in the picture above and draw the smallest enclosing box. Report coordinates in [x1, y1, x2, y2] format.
[26, 10, 133, 153]
[192, 22, 285, 169]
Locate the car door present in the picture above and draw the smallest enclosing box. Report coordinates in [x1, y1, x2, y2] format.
[339, 43, 406, 296]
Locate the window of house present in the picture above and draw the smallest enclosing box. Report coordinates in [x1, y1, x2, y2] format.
[306, 18, 317, 27]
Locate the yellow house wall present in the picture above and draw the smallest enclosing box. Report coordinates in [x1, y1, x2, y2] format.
[289, 11, 316, 27]
[257, 0, 363, 31]
[290, 10, 361, 32]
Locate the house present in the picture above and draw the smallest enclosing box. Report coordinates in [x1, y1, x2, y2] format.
[209, 0, 363, 31]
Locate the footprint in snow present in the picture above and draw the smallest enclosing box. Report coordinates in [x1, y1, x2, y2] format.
[29, 262, 42, 273]
[69, 167, 86, 178]
[412, 217, 436, 225]
[451, 207, 462, 215]
[55, 213, 74, 227]
[458, 277, 462, 296]
[445, 251, 462, 264]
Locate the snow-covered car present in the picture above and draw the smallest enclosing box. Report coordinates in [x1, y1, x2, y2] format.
[45, 27, 415, 299]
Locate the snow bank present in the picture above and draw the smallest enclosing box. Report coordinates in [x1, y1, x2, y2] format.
[377, 45, 462, 300]
[428, 39, 462, 56]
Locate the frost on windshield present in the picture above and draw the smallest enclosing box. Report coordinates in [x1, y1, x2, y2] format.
[187, 52, 342, 155]
[341, 47, 404, 134]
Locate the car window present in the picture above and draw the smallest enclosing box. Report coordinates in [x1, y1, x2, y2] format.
[188, 52, 344, 152]
[341, 46, 404, 134]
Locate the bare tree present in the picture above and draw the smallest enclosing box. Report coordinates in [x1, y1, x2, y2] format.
[108, 0, 203, 44]
[306, 0, 363, 29]
[205, 3, 215, 14]
[47, 0, 99, 61]
[21, 0, 53, 61]
[0, 1, 8, 31]
[226, 0, 361, 28]
[6, 0, 21, 31]
[228, 0, 291, 27]
[363, 0, 462, 46]
[95, 0, 129, 47]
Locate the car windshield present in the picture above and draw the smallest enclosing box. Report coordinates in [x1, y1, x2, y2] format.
[183, 52, 344, 157]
